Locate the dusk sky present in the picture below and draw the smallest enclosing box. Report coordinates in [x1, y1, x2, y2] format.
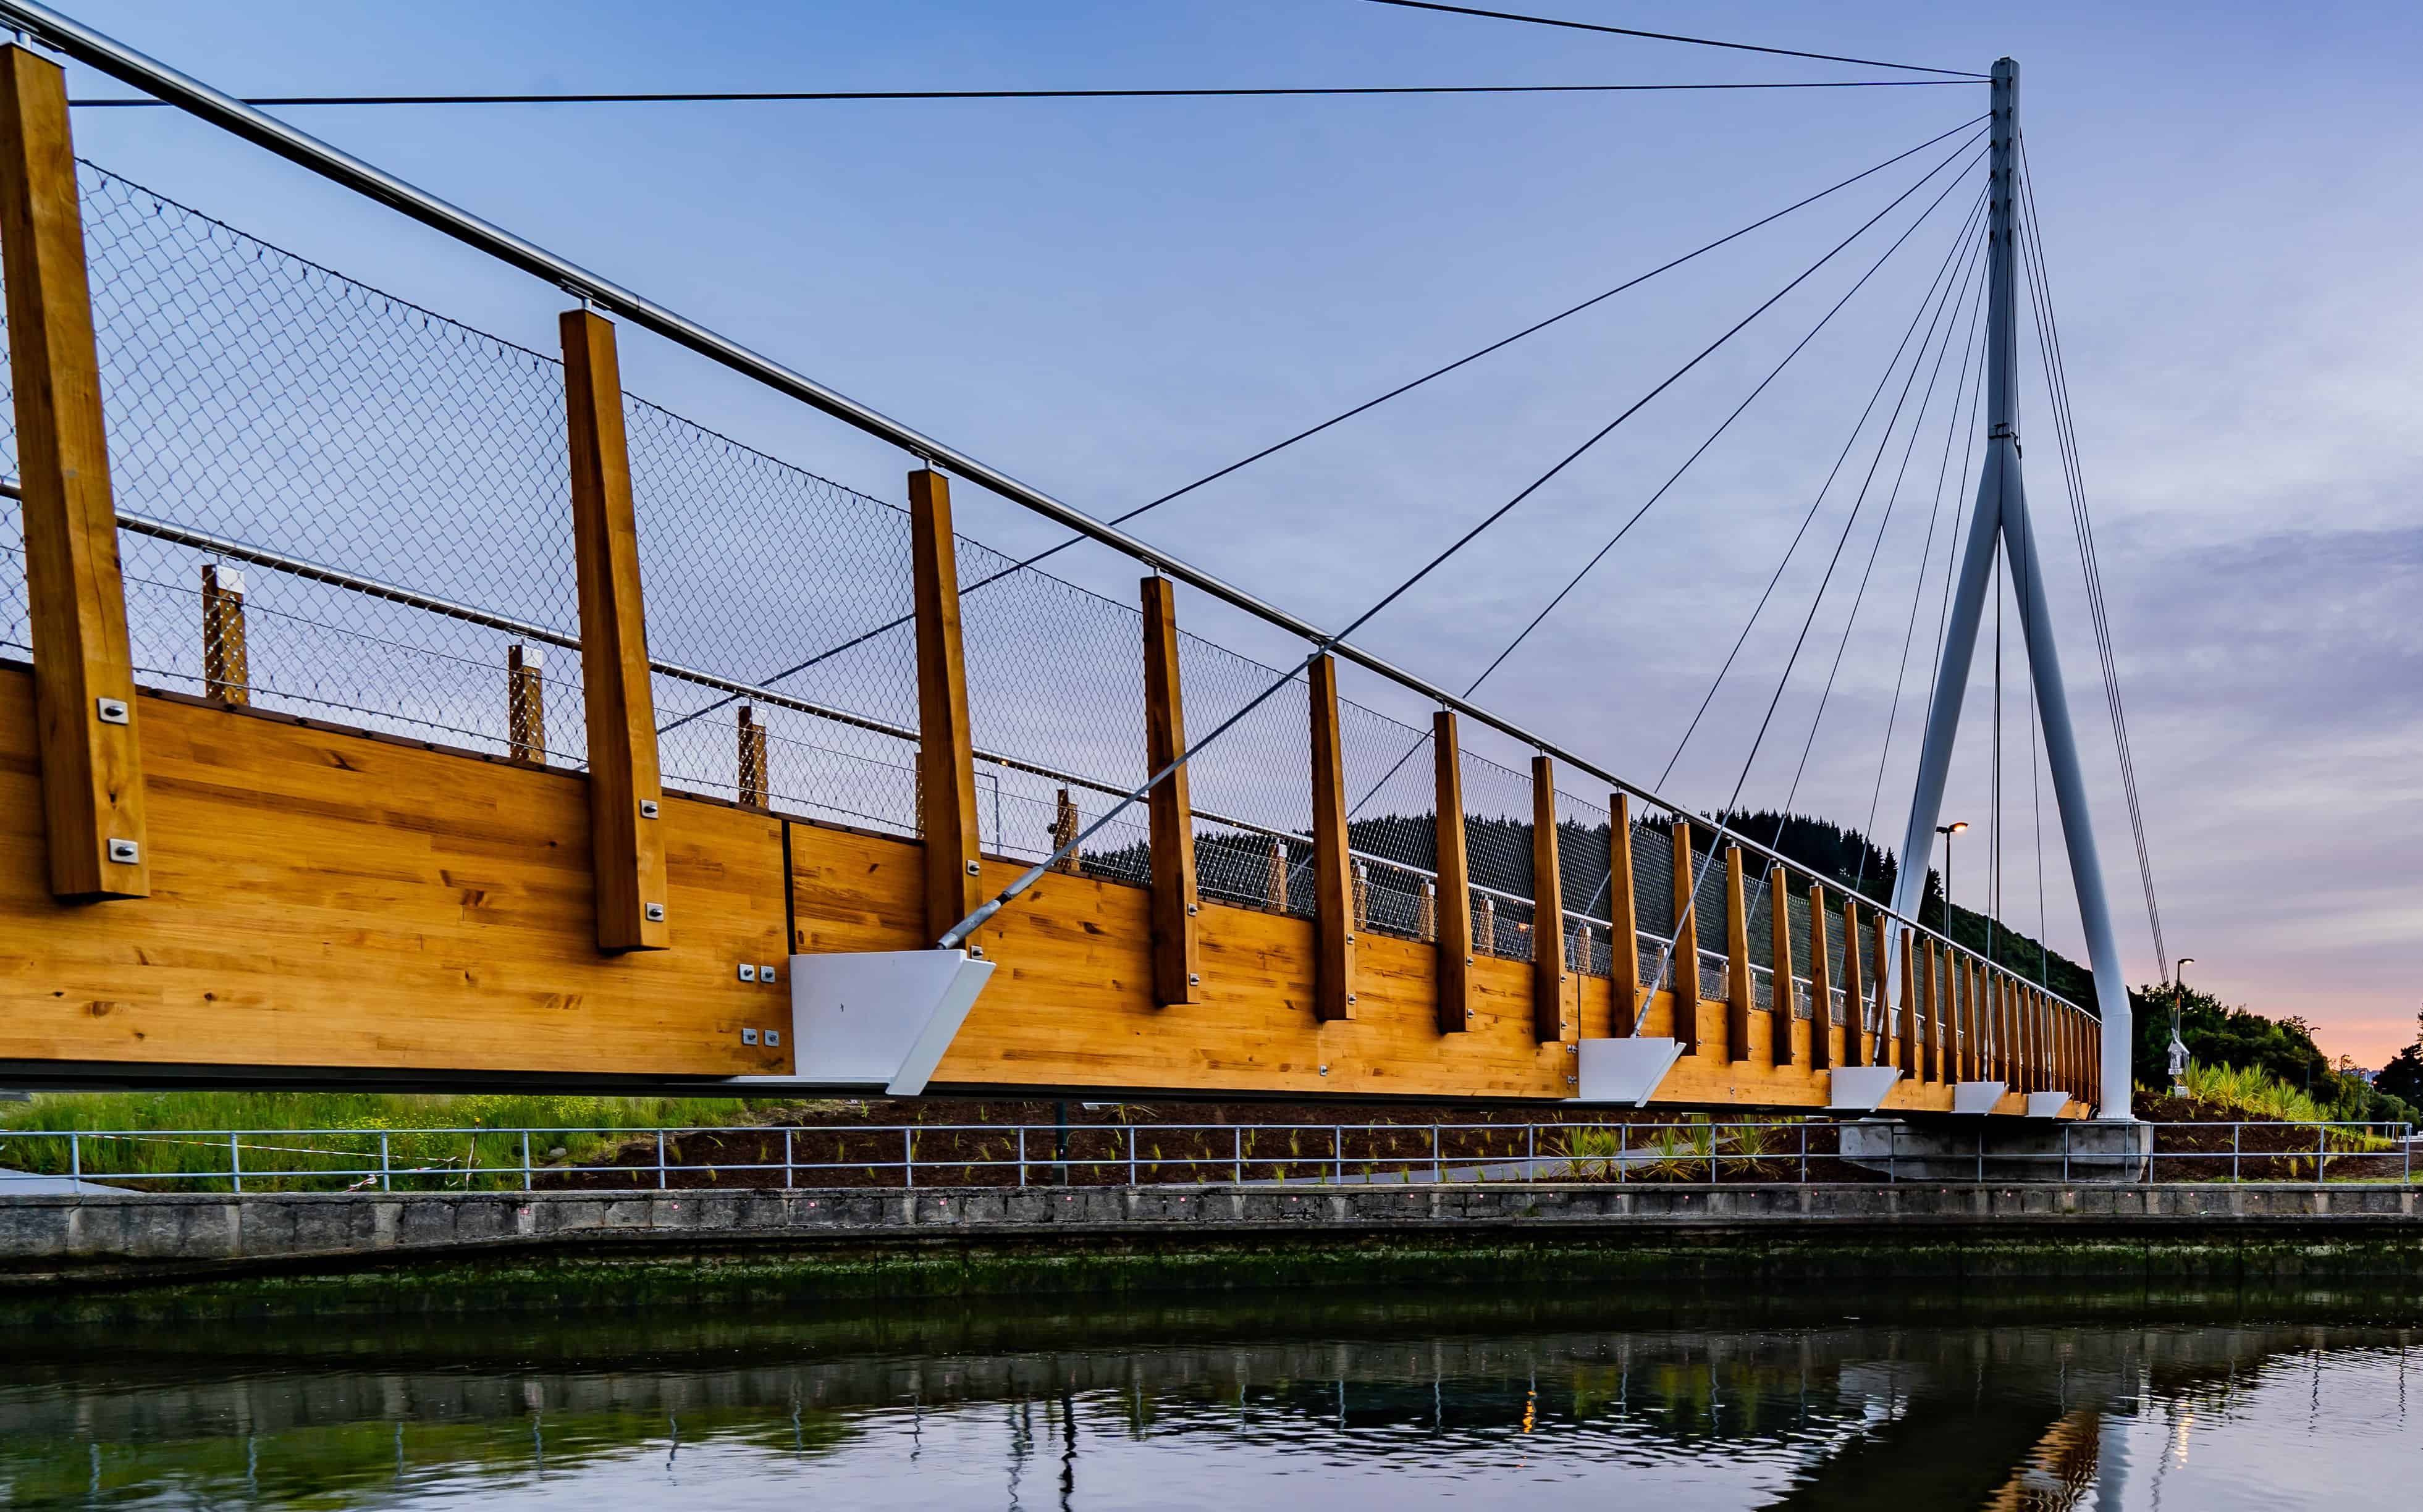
[43, 1, 2423, 1065]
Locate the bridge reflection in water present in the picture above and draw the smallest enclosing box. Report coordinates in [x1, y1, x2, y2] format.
[0, 1292, 2412, 1510]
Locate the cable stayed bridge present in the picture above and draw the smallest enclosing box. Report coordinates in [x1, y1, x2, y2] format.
[0, 4, 2161, 1124]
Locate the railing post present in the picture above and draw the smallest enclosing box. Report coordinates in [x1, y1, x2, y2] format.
[1265, 837, 1287, 910]
[736, 704, 769, 808]
[69, 1132, 79, 1183]
[655, 1130, 667, 1190]
[230, 1133, 243, 1194]
[1806, 886, 1833, 1071]
[1128, 1125, 1138, 1187]
[2232, 1122, 2241, 1184]
[1608, 796, 1641, 1036]
[1722, 846, 1751, 1064]
[1768, 863, 1797, 1069]
[560, 308, 669, 951]
[1838, 898, 1864, 1068]
[1234, 1126, 1244, 1185]
[379, 1131, 390, 1193]
[200, 565, 250, 704]
[1433, 1125, 1442, 1183]
[907, 468, 985, 946]
[1669, 821, 1700, 1054]
[904, 1128, 915, 1190]
[507, 644, 546, 764]
[1048, 788, 1081, 873]
[1530, 754, 1568, 1044]
[1333, 1124, 1344, 1184]
[0, 44, 147, 901]
[1308, 654, 1357, 1020]
[520, 1130, 532, 1192]
[1139, 575, 1202, 1004]
[787, 1127, 797, 1190]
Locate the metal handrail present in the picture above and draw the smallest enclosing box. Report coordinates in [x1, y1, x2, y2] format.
[0, 0, 2089, 1020]
[7, 1117, 2411, 1193]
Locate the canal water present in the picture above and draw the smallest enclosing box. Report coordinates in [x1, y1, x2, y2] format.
[0, 1287, 2413, 1509]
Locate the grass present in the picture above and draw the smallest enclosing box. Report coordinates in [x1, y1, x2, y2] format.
[0, 1091, 778, 1192]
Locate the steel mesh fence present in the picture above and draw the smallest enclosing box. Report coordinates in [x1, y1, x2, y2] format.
[1178, 630, 1313, 915]
[1339, 702, 1435, 941]
[1457, 750, 1536, 962]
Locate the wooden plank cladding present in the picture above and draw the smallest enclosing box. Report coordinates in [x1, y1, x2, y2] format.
[907, 468, 983, 946]
[0, 663, 2087, 1112]
[1137, 575, 1200, 1007]
[559, 309, 668, 951]
[0, 44, 146, 901]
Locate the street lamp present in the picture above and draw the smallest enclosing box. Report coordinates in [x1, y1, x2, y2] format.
[1935, 821, 1969, 920]
[2169, 956, 2196, 1096]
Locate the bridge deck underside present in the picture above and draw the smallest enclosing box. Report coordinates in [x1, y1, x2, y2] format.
[0, 668, 2070, 1115]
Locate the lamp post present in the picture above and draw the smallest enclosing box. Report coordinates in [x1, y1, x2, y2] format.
[2168, 956, 2196, 1097]
[1935, 821, 1969, 925]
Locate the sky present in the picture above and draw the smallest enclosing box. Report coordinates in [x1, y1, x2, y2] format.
[33, 1, 2423, 1065]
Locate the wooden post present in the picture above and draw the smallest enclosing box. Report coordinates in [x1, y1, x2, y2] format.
[1048, 788, 1081, 873]
[1530, 755, 1566, 1044]
[201, 565, 249, 705]
[1963, 958, 1981, 1082]
[1898, 930, 1919, 1078]
[1416, 881, 1436, 944]
[1608, 795, 1641, 1036]
[1669, 821, 1700, 1054]
[560, 308, 667, 951]
[1871, 911, 1894, 1070]
[1918, 938, 1940, 1084]
[1838, 899, 1863, 1067]
[1769, 864, 1797, 1068]
[1307, 653, 1355, 1021]
[1, 46, 146, 901]
[1806, 884, 1832, 1070]
[1431, 719, 1470, 1034]
[1478, 895, 1496, 959]
[1139, 575, 1200, 1004]
[1722, 846, 1751, 1064]
[507, 645, 546, 765]
[906, 467, 984, 947]
[1352, 861, 1371, 932]
[736, 705, 769, 808]
[1265, 838, 1287, 910]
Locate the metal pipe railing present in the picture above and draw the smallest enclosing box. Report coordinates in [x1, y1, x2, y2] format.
[7, 1118, 2411, 1192]
[0, 0, 2086, 1022]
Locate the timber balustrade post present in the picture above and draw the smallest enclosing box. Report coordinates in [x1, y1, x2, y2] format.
[736, 704, 768, 808]
[1806, 883, 1832, 1070]
[1898, 929, 1918, 1079]
[1722, 846, 1751, 1064]
[1265, 838, 1287, 910]
[507, 645, 545, 764]
[1, 44, 145, 901]
[1607, 796, 1641, 1036]
[200, 565, 248, 704]
[1432, 711, 1472, 1033]
[1048, 788, 1080, 874]
[1416, 881, 1436, 943]
[1669, 820, 1700, 1054]
[559, 308, 668, 951]
[1769, 863, 1797, 1068]
[1530, 755, 1567, 1044]
[1138, 575, 1200, 1004]
[1308, 653, 1355, 1020]
[1839, 899, 1863, 1067]
[1871, 910, 1894, 1070]
[908, 468, 984, 947]
[1920, 938, 1941, 1084]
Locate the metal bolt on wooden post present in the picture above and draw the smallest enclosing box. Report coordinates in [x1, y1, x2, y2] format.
[506, 644, 546, 764]
[1, 44, 146, 900]
[200, 564, 249, 705]
[736, 704, 769, 808]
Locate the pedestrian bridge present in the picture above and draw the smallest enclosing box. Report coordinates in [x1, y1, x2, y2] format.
[0, 27, 2117, 1117]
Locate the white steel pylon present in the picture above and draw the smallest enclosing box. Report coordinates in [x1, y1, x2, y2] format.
[1887, 58, 2134, 1119]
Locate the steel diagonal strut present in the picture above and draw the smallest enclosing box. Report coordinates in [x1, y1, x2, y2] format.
[1887, 59, 2132, 1118]
[0, 1, 2088, 1020]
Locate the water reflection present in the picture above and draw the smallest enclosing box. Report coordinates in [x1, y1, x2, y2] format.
[0, 1290, 2412, 1509]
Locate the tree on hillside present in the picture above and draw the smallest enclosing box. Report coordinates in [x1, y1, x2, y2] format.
[2377, 1008, 2423, 1107]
